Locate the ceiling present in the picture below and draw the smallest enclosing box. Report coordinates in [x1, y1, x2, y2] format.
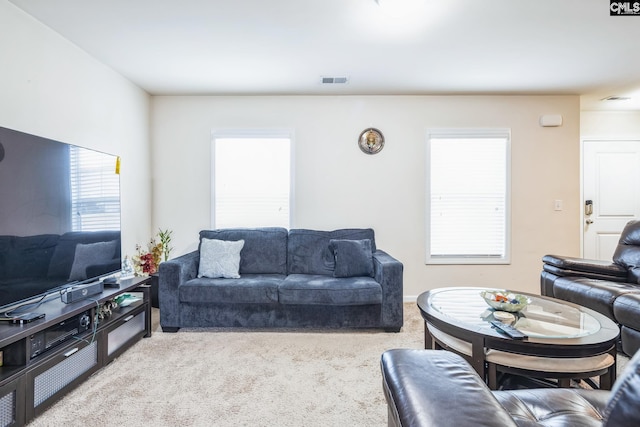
[10, 0, 640, 110]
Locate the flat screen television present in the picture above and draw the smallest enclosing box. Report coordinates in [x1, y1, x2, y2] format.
[0, 126, 121, 314]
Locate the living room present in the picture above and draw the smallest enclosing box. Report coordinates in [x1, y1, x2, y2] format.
[2, 1, 640, 425]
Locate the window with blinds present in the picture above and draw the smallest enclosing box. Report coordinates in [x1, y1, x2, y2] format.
[70, 146, 121, 231]
[212, 133, 291, 229]
[426, 129, 511, 264]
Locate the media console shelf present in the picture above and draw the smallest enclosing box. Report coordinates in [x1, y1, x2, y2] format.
[0, 276, 151, 426]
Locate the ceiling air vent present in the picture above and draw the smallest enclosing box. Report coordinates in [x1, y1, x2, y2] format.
[601, 96, 631, 101]
[321, 76, 349, 84]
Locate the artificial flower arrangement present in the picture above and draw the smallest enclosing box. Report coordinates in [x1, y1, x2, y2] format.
[132, 228, 173, 276]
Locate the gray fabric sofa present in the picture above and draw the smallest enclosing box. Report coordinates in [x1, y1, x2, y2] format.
[159, 227, 403, 332]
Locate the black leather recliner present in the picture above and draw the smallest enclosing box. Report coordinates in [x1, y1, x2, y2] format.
[381, 348, 640, 427]
[541, 220, 640, 356]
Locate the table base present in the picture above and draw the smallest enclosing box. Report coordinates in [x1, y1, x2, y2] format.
[425, 321, 616, 390]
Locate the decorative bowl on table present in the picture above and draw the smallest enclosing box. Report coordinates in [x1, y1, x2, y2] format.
[480, 290, 530, 313]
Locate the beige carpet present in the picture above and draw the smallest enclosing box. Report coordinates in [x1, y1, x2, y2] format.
[27, 303, 629, 426]
[27, 304, 425, 427]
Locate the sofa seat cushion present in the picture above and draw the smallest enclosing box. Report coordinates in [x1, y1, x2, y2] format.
[553, 277, 640, 319]
[0, 277, 64, 306]
[279, 274, 382, 306]
[493, 388, 609, 427]
[613, 292, 640, 329]
[179, 274, 284, 304]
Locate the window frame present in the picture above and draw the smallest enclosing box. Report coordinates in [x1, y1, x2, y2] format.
[210, 129, 295, 229]
[425, 128, 512, 265]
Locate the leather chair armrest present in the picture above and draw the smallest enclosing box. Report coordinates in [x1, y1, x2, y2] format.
[381, 349, 517, 427]
[542, 254, 627, 280]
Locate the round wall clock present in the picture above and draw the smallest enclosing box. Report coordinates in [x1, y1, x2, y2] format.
[358, 128, 384, 155]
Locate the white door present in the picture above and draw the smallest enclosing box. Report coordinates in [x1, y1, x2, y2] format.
[582, 140, 640, 260]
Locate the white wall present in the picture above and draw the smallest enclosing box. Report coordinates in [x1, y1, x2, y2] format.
[581, 111, 640, 137]
[151, 95, 580, 298]
[0, 0, 151, 255]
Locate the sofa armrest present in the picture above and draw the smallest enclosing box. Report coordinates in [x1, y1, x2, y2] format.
[159, 251, 199, 330]
[542, 254, 627, 281]
[373, 250, 403, 331]
[381, 349, 517, 427]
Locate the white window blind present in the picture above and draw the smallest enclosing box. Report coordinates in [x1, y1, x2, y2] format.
[426, 130, 510, 264]
[70, 146, 121, 231]
[212, 135, 291, 229]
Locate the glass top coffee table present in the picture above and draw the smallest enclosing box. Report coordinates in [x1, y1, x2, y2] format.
[417, 287, 620, 389]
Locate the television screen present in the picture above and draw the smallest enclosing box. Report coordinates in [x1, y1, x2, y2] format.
[0, 126, 121, 313]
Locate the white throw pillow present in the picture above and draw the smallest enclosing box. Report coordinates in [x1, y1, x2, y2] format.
[198, 239, 245, 279]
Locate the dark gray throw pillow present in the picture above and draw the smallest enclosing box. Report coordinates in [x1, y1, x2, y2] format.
[329, 239, 374, 278]
[68, 240, 118, 281]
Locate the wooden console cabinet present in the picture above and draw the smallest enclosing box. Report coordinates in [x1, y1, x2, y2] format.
[0, 276, 151, 426]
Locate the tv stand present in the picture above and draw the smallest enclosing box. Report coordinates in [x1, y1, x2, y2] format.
[0, 276, 151, 426]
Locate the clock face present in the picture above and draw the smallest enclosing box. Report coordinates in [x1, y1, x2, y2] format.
[358, 128, 384, 155]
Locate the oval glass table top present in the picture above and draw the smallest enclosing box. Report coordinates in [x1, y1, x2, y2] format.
[428, 287, 603, 339]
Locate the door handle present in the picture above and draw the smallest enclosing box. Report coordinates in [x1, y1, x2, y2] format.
[586, 219, 594, 225]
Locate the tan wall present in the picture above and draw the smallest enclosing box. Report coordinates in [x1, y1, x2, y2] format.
[151, 95, 581, 298]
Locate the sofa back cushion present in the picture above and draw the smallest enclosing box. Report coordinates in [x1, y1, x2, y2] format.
[287, 228, 376, 276]
[603, 347, 640, 426]
[612, 220, 640, 283]
[1, 234, 59, 280]
[199, 228, 288, 275]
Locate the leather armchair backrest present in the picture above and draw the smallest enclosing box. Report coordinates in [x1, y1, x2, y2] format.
[603, 349, 640, 426]
[612, 220, 640, 283]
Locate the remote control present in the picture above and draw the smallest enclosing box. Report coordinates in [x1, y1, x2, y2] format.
[490, 320, 528, 340]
